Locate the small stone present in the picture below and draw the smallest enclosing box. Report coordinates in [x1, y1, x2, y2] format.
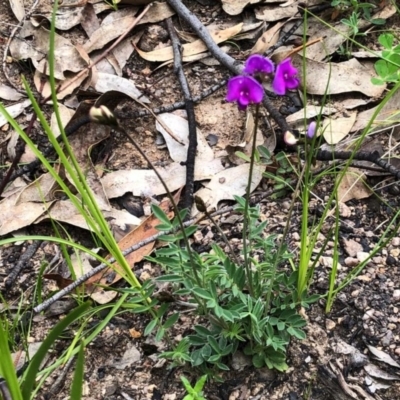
[345, 257, 358, 267]
[363, 309, 375, 320]
[357, 252, 370, 262]
[391, 237, 400, 246]
[382, 330, 393, 347]
[390, 248, 400, 257]
[387, 255, 397, 266]
[140, 271, 151, 281]
[338, 202, 352, 217]
[326, 319, 336, 330]
[292, 232, 300, 241]
[343, 238, 363, 257]
[393, 289, 400, 301]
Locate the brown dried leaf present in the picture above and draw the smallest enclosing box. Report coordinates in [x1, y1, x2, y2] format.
[222, 0, 263, 16]
[136, 23, 243, 62]
[83, 3, 175, 53]
[322, 112, 357, 145]
[251, 22, 284, 54]
[337, 168, 372, 203]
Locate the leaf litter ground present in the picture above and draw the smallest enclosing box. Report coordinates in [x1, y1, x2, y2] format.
[1, 0, 400, 399]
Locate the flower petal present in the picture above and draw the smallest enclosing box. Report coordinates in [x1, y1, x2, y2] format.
[272, 74, 286, 95]
[226, 76, 243, 101]
[245, 76, 264, 103]
[285, 77, 300, 90]
[244, 54, 274, 75]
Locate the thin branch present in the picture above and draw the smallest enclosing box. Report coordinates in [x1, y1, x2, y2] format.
[166, 17, 197, 215]
[5, 240, 42, 289]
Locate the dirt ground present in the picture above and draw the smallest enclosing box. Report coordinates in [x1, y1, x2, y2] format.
[1, 1, 400, 399]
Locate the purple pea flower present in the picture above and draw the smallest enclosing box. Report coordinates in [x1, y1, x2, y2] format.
[226, 75, 264, 110]
[273, 58, 299, 95]
[307, 121, 317, 139]
[244, 54, 274, 75]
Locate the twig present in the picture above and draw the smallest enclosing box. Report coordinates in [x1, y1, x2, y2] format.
[32, 217, 200, 313]
[47, 356, 75, 396]
[166, 17, 197, 215]
[5, 240, 42, 289]
[167, 0, 242, 75]
[315, 149, 400, 180]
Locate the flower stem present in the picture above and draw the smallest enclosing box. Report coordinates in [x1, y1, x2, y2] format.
[242, 104, 260, 297]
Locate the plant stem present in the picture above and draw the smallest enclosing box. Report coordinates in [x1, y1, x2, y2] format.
[242, 104, 260, 297]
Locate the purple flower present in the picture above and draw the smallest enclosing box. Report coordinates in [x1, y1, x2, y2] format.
[307, 121, 317, 139]
[273, 58, 299, 95]
[244, 54, 274, 75]
[226, 75, 264, 110]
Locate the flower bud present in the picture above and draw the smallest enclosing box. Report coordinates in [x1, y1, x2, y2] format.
[284, 130, 297, 146]
[307, 121, 317, 139]
[89, 105, 118, 126]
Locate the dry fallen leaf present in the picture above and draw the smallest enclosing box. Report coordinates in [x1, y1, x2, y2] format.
[9, 0, 25, 21]
[83, 3, 175, 53]
[194, 163, 266, 213]
[0, 84, 26, 101]
[10, 22, 87, 81]
[0, 99, 31, 127]
[352, 87, 400, 133]
[337, 168, 372, 203]
[255, 3, 297, 22]
[251, 22, 284, 54]
[136, 23, 243, 63]
[322, 112, 357, 145]
[87, 196, 177, 304]
[92, 72, 150, 103]
[292, 54, 386, 98]
[221, 0, 263, 15]
[367, 345, 400, 368]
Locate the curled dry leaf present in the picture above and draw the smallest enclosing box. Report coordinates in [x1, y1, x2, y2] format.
[367, 345, 400, 368]
[136, 23, 243, 63]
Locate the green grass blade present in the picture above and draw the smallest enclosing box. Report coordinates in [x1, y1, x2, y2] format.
[70, 342, 85, 400]
[0, 320, 23, 400]
[21, 302, 91, 400]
